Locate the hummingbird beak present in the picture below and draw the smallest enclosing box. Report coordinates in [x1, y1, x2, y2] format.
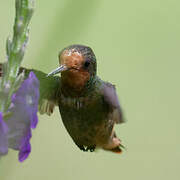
[47, 64, 68, 77]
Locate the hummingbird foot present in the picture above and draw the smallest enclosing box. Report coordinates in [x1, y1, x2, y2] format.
[85, 145, 96, 152]
[76, 144, 86, 151]
[76, 143, 96, 152]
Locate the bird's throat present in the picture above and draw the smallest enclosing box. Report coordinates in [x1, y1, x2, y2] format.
[61, 69, 91, 96]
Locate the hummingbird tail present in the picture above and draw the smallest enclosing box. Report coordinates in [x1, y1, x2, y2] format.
[110, 146, 122, 154]
[110, 143, 126, 154]
[103, 135, 125, 154]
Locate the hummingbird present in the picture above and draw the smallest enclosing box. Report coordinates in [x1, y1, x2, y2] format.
[0, 44, 125, 153]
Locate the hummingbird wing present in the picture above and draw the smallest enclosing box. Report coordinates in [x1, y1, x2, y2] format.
[102, 82, 124, 124]
[0, 63, 60, 116]
[23, 68, 60, 116]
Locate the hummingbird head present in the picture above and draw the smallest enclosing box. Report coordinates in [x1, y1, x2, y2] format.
[47, 45, 97, 91]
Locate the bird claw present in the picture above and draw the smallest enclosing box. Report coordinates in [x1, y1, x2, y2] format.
[76, 144, 96, 152]
[85, 146, 96, 152]
[77, 145, 86, 151]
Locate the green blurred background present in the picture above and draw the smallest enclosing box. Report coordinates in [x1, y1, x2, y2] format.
[0, 0, 180, 179]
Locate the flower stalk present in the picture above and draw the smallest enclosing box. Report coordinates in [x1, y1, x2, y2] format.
[0, 0, 39, 162]
[0, 0, 35, 112]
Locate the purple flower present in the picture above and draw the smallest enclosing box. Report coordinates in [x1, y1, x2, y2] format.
[0, 71, 39, 162]
[0, 112, 8, 156]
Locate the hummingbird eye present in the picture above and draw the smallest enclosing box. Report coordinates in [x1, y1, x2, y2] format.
[84, 60, 90, 68]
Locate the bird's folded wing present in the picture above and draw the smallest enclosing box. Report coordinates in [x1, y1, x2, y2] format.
[0, 63, 60, 116]
[102, 82, 124, 124]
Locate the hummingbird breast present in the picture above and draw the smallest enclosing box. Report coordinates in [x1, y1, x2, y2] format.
[58, 90, 112, 147]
